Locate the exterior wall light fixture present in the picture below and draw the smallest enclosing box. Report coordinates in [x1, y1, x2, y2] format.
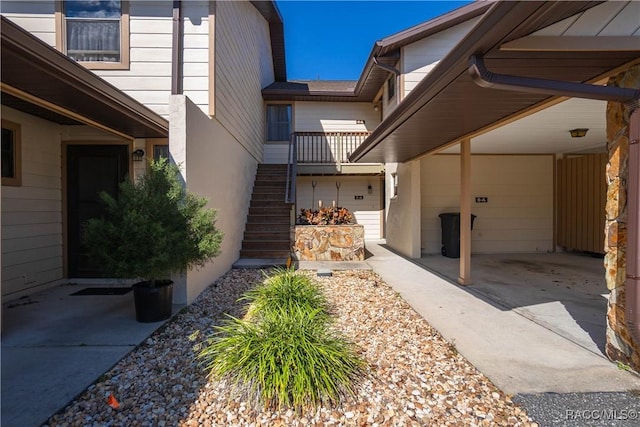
[569, 128, 589, 138]
[132, 149, 145, 161]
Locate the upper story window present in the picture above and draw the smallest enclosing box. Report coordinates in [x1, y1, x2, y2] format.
[266, 104, 292, 142]
[57, 1, 130, 70]
[2, 119, 22, 187]
[387, 77, 396, 101]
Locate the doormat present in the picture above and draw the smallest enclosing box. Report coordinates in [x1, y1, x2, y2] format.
[71, 287, 132, 296]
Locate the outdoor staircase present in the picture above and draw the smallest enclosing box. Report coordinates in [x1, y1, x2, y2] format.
[234, 164, 293, 268]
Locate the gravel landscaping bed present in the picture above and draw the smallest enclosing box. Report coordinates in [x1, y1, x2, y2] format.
[46, 269, 536, 426]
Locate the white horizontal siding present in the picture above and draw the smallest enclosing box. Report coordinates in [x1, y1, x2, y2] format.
[294, 102, 381, 132]
[420, 155, 554, 255]
[2, 107, 64, 297]
[263, 143, 290, 164]
[401, 17, 479, 98]
[296, 176, 383, 239]
[181, 1, 210, 115]
[215, 0, 274, 161]
[1, 1, 57, 46]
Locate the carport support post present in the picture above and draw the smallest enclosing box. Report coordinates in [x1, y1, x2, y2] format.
[459, 138, 472, 285]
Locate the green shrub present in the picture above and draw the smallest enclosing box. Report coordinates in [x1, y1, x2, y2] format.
[198, 270, 364, 410]
[83, 158, 223, 283]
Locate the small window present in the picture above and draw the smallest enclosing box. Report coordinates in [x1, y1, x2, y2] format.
[387, 77, 396, 101]
[58, 0, 130, 69]
[146, 139, 169, 162]
[1, 120, 22, 186]
[266, 104, 292, 142]
[153, 145, 170, 161]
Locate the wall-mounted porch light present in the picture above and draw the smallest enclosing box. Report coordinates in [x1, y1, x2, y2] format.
[132, 149, 145, 161]
[569, 128, 589, 138]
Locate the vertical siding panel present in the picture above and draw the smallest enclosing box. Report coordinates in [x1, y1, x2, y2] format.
[556, 154, 606, 254]
[557, 158, 565, 247]
[586, 154, 595, 252]
[599, 153, 607, 252]
[568, 157, 576, 249]
[581, 156, 588, 251]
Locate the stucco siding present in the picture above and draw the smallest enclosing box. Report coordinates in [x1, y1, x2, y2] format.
[215, 0, 274, 161]
[402, 17, 479, 98]
[420, 155, 554, 254]
[385, 161, 421, 257]
[296, 176, 383, 240]
[169, 95, 256, 304]
[1, 107, 63, 297]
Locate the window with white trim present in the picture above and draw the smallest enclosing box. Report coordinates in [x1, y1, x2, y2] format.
[58, 0, 130, 69]
[266, 104, 292, 142]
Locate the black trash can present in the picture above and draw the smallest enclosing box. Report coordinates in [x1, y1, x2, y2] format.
[438, 213, 476, 258]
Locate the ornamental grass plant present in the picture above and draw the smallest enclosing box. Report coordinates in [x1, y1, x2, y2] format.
[197, 269, 365, 410]
[241, 268, 329, 320]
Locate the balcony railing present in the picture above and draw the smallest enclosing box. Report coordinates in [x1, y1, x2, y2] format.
[293, 131, 371, 164]
[285, 131, 372, 204]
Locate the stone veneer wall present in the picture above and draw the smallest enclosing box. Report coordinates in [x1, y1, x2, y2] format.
[605, 65, 640, 371]
[291, 225, 365, 261]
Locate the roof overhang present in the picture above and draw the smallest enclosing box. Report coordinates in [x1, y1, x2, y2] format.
[350, 1, 640, 163]
[1, 16, 168, 139]
[263, 1, 491, 102]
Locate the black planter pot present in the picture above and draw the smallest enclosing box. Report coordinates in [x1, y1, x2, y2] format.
[133, 280, 173, 323]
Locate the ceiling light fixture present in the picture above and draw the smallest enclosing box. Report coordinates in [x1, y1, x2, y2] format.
[569, 128, 589, 138]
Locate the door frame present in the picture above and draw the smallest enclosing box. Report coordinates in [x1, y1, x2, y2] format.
[62, 140, 133, 278]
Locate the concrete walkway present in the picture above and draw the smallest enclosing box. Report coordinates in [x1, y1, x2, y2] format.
[1, 284, 182, 427]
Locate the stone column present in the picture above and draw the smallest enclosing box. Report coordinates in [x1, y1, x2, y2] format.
[605, 65, 640, 371]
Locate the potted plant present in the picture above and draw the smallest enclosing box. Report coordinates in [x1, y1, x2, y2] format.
[83, 158, 223, 322]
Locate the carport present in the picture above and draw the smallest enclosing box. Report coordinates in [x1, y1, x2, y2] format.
[416, 252, 608, 357]
[350, 1, 640, 370]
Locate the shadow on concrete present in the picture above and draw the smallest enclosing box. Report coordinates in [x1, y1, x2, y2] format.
[401, 249, 608, 356]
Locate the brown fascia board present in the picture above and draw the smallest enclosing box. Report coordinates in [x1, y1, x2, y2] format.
[1, 16, 168, 137]
[349, 0, 602, 162]
[251, 1, 287, 81]
[349, 1, 493, 97]
[263, 1, 492, 101]
[373, 1, 494, 57]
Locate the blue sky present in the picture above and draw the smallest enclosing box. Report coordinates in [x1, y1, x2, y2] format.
[276, 1, 471, 81]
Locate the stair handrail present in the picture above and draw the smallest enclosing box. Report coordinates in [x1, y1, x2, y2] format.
[285, 132, 297, 204]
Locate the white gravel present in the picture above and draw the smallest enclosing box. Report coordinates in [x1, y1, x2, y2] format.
[46, 269, 537, 426]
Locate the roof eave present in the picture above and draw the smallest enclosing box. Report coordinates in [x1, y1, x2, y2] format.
[1, 16, 169, 138]
[349, 0, 608, 163]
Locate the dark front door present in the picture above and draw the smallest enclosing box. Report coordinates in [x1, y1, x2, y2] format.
[67, 145, 129, 277]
